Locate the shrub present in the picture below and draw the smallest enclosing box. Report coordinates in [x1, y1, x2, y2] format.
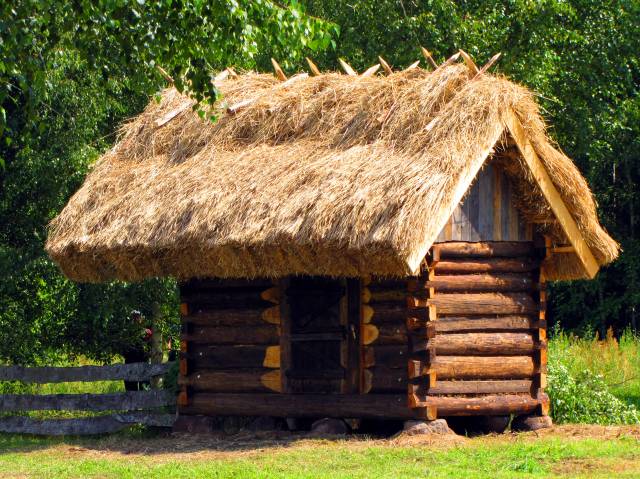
[548, 330, 640, 424]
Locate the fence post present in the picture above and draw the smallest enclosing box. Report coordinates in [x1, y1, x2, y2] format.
[150, 301, 164, 389]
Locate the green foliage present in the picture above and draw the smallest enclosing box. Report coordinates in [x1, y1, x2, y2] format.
[0, 0, 333, 142]
[548, 361, 640, 425]
[548, 330, 640, 424]
[0, 51, 161, 365]
[302, 0, 640, 335]
[0, 2, 333, 365]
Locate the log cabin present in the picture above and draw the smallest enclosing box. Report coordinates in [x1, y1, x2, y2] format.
[46, 52, 619, 430]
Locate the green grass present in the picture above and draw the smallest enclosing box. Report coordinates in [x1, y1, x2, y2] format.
[0, 430, 639, 478]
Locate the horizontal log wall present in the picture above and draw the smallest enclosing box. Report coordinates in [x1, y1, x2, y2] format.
[364, 241, 546, 418]
[181, 393, 543, 419]
[177, 240, 546, 419]
[412, 241, 546, 416]
[361, 278, 408, 394]
[179, 279, 282, 410]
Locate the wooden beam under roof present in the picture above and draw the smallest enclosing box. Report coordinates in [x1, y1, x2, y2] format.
[550, 246, 575, 254]
[504, 110, 599, 278]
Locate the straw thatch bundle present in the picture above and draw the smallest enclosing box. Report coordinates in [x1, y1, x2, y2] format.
[46, 63, 618, 282]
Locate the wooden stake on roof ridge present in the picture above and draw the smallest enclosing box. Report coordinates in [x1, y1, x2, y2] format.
[420, 47, 438, 69]
[156, 66, 174, 84]
[378, 56, 393, 75]
[213, 68, 238, 83]
[271, 58, 288, 81]
[226, 67, 239, 79]
[361, 64, 381, 77]
[439, 52, 461, 69]
[403, 60, 420, 72]
[227, 72, 309, 115]
[281, 72, 309, 87]
[459, 50, 479, 75]
[214, 70, 228, 84]
[306, 57, 321, 76]
[338, 58, 357, 76]
[473, 52, 502, 79]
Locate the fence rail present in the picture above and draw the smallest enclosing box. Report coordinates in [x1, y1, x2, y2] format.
[0, 413, 175, 435]
[0, 362, 176, 435]
[0, 362, 172, 383]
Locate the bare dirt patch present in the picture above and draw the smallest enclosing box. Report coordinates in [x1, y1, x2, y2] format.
[551, 457, 640, 476]
[514, 424, 640, 441]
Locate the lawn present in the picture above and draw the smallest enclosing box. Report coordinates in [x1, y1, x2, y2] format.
[0, 425, 639, 478]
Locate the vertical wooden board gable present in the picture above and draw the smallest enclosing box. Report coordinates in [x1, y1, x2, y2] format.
[466, 178, 481, 241]
[492, 165, 503, 241]
[501, 174, 511, 241]
[509, 184, 522, 240]
[434, 161, 534, 243]
[452, 200, 463, 240]
[477, 164, 494, 239]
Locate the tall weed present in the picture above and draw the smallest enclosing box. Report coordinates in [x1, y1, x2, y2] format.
[548, 329, 640, 424]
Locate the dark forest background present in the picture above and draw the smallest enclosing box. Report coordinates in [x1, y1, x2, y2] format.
[1, 0, 638, 364]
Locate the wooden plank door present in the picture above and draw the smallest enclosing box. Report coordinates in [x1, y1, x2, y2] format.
[284, 277, 360, 394]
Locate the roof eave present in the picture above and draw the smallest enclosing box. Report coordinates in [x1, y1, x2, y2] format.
[504, 110, 600, 279]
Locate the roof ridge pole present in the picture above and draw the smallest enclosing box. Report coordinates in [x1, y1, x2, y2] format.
[271, 58, 288, 81]
[306, 57, 322, 76]
[458, 50, 479, 76]
[378, 56, 394, 75]
[503, 110, 600, 278]
[420, 47, 438, 69]
[338, 58, 358, 76]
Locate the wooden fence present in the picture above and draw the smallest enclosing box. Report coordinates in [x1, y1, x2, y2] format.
[0, 362, 176, 435]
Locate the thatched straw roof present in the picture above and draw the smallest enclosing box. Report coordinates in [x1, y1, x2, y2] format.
[46, 59, 618, 282]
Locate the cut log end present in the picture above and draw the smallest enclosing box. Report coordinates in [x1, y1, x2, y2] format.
[263, 345, 281, 368]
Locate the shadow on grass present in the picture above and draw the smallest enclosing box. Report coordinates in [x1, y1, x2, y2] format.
[0, 417, 413, 455]
[0, 426, 382, 455]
